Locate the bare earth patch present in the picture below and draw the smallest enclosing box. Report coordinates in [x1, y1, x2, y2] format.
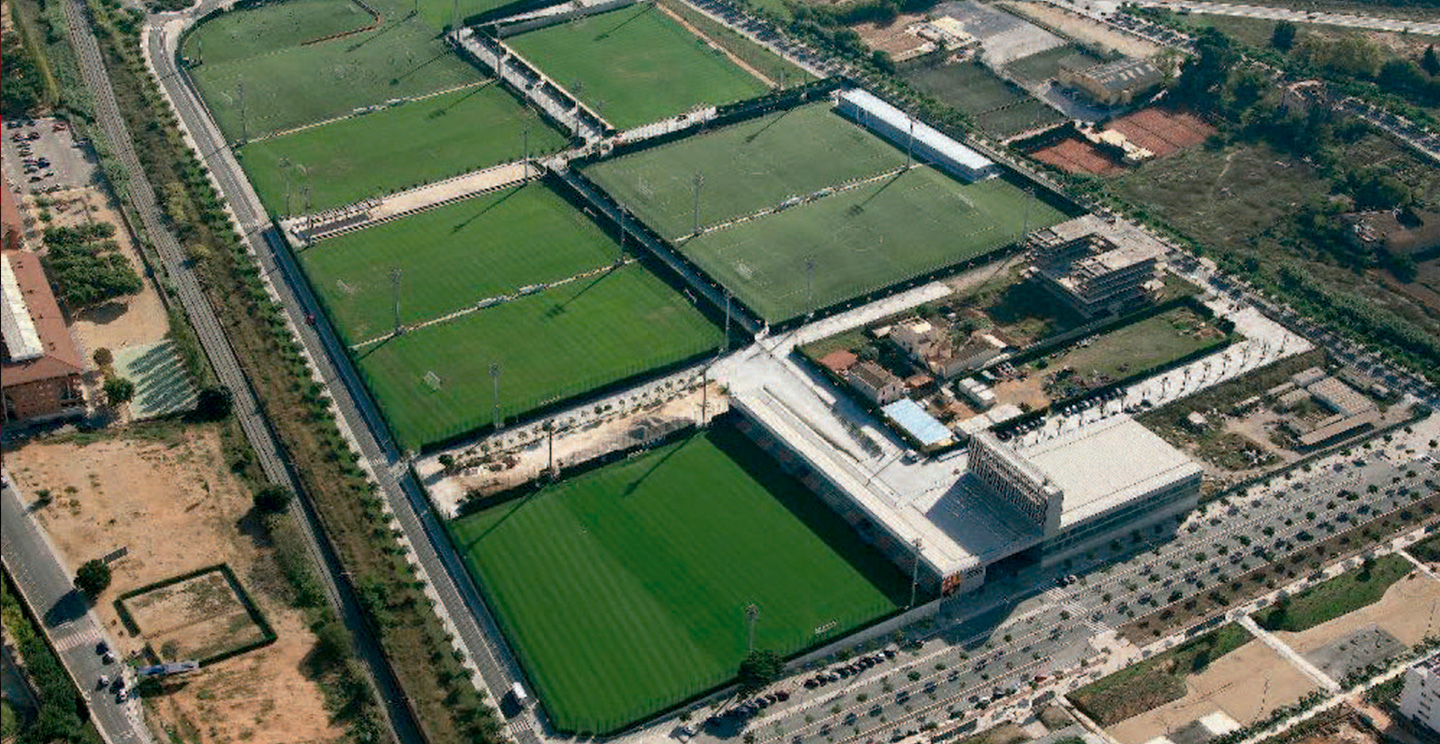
[1001, 2, 1165, 58]
[121, 571, 266, 662]
[1277, 571, 1440, 663]
[6, 429, 344, 744]
[1108, 638, 1320, 744]
[850, 14, 930, 59]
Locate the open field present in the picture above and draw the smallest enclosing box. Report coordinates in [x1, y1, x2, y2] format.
[183, 0, 479, 139]
[238, 84, 566, 213]
[356, 262, 723, 448]
[657, 0, 811, 87]
[303, 183, 619, 342]
[901, 60, 1028, 119]
[184, 0, 377, 65]
[680, 169, 1066, 322]
[1040, 307, 1226, 381]
[449, 426, 907, 733]
[120, 570, 266, 662]
[1254, 555, 1414, 632]
[585, 103, 909, 238]
[506, 4, 769, 129]
[1071, 623, 1253, 726]
[5, 429, 343, 744]
[1104, 634, 1320, 744]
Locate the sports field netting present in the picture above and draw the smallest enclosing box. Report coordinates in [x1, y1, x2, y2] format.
[184, 0, 479, 139]
[238, 84, 566, 213]
[679, 168, 1067, 322]
[449, 426, 907, 733]
[303, 183, 621, 343]
[356, 263, 723, 448]
[506, 4, 769, 130]
[584, 103, 909, 239]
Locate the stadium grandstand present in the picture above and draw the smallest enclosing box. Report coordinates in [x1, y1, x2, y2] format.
[835, 89, 999, 183]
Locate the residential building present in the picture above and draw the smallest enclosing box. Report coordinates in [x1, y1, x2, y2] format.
[848, 361, 905, 406]
[1399, 656, 1440, 735]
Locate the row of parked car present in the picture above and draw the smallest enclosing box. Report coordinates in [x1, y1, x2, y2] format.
[801, 646, 896, 689]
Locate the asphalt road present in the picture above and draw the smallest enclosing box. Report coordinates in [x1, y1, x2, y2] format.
[1, 477, 150, 744]
[51, 2, 423, 743]
[144, 8, 544, 744]
[1126, 0, 1440, 35]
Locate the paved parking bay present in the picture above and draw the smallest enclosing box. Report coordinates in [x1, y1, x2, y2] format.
[2, 117, 100, 193]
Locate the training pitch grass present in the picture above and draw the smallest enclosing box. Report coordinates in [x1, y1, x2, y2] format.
[239, 85, 567, 213]
[507, 4, 769, 129]
[303, 183, 619, 342]
[186, 0, 376, 65]
[585, 103, 909, 239]
[450, 426, 907, 733]
[184, 0, 478, 139]
[351, 261, 723, 449]
[682, 168, 1066, 322]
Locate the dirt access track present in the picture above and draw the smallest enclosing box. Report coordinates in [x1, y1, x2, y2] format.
[5, 428, 344, 744]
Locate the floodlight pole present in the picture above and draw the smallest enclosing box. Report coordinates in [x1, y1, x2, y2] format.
[805, 258, 816, 319]
[909, 538, 923, 609]
[692, 172, 704, 235]
[1020, 187, 1035, 242]
[745, 604, 760, 653]
[391, 267, 404, 336]
[490, 362, 504, 430]
[722, 291, 732, 354]
[905, 116, 914, 170]
[522, 126, 529, 162]
[700, 367, 709, 428]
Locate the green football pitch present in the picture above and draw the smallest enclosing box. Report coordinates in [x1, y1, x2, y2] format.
[301, 184, 619, 343]
[183, 0, 479, 139]
[679, 169, 1067, 323]
[584, 103, 909, 240]
[506, 4, 769, 130]
[355, 262, 723, 448]
[449, 426, 907, 733]
[238, 85, 567, 214]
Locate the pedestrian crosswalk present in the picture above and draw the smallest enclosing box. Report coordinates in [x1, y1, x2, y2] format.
[53, 623, 102, 653]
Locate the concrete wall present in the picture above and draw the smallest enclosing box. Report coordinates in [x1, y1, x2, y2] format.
[786, 599, 942, 671]
[494, 0, 636, 37]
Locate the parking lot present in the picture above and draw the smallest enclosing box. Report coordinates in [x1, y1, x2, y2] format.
[2, 117, 99, 193]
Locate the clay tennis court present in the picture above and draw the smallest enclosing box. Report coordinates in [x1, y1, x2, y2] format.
[1106, 108, 1217, 158]
[1030, 136, 1123, 175]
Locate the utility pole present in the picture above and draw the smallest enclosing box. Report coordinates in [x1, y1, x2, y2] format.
[237, 80, 248, 144]
[692, 172, 704, 235]
[745, 604, 760, 653]
[390, 267, 404, 336]
[490, 362, 504, 430]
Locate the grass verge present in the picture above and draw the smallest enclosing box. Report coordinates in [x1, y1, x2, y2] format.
[1253, 553, 1413, 632]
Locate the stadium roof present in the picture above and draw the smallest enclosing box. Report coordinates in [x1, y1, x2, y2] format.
[1016, 415, 1202, 529]
[882, 398, 952, 448]
[838, 89, 995, 174]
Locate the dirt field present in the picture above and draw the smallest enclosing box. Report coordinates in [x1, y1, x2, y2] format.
[851, 14, 930, 59]
[1001, 2, 1165, 58]
[1277, 570, 1440, 663]
[5, 428, 344, 744]
[121, 571, 266, 663]
[1106, 108, 1218, 159]
[1108, 638, 1320, 744]
[1029, 136, 1124, 175]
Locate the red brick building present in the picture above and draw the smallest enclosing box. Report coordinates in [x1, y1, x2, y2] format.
[2, 249, 86, 423]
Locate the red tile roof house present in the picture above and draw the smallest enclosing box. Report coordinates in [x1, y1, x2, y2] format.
[3, 249, 87, 424]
